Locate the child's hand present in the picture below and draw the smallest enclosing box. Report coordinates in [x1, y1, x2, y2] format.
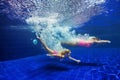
[76, 60, 81, 63]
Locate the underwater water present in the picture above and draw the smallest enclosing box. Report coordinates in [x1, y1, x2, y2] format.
[0, 0, 120, 80]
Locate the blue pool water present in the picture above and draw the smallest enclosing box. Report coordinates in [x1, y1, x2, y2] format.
[0, 0, 120, 80]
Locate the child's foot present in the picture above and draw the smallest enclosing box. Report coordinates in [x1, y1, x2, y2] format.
[46, 54, 52, 56]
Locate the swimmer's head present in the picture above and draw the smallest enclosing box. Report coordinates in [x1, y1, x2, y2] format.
[64, 49, 71, 54]
[61, 49, 71, 57]
[89, 36, 99, 41]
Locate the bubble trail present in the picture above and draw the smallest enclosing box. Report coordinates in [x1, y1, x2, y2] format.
[25, 0, 106, 52]
[1, 0, 106, 51]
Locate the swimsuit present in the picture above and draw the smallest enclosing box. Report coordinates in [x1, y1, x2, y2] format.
[53, 50, 58, 55]
[78, 41, 91, 47]
[47, 50, 58, 57]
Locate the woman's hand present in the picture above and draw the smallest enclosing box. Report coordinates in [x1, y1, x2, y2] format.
[106, 40, 111, 43]
[101, 40, 111, 43]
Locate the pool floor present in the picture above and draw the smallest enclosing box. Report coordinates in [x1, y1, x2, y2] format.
[1, 48, 120, 80]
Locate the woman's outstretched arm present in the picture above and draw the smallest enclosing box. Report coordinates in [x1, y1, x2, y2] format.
[95, 40, 111, 43]
[36, 33, 54, 54]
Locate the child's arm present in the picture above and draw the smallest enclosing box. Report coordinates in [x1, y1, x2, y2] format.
[68, 56, 80, 63]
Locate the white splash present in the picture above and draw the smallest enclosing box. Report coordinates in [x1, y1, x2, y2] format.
[26, 0, 106, 51]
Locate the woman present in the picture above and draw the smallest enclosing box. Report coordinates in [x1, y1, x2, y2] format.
[36, 33, 80, 63]
[61, 37, 111, 47]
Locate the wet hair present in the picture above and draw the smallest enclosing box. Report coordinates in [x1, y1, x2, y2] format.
[61, 49, 70, 55]
[89, 37, 99, 41]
